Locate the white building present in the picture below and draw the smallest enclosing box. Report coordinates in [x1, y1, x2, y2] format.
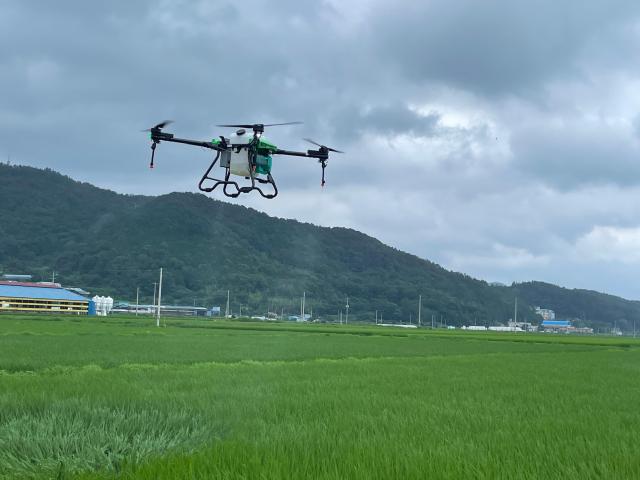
[535, 307, 555, 321]
[489, 326, 524, 332]
[508, 321, 538, 332]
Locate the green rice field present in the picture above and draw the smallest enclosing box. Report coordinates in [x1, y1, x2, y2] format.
[1, 315, 639, 479]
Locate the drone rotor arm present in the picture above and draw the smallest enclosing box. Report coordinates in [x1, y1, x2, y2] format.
[273, 148, 333, 187]
[145, 122, 225, 170]
[158, 135, 226, 151]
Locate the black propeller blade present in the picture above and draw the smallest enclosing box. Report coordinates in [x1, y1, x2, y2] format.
[217, 121, 303, 129]
[142, 120, 174, 132]
[303, 138, 344, 153]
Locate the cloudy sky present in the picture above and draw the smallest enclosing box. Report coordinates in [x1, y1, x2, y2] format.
[3, 1, 640, 299]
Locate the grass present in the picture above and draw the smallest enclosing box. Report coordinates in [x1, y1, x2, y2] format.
[1, 314, 639, 479]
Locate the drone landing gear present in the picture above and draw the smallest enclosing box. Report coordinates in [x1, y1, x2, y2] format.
[320, 160, 327, 187]
[198, 152, 278, 199]
[249, 173, 279, 199]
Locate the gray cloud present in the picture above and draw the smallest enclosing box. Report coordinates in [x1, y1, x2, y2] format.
[3, 1, 640, 299]
[369, 0, 640, 97]
[331, 104, 441, 138]
[511, 121, 640, 188]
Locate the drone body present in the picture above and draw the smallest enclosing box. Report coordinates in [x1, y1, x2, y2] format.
[221, 130, 276, 177]
[145, 121, 342, 199]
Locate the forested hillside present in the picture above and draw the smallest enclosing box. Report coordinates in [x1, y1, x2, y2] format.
[513, 281, 640, 332]
[1, 164, 639, 327]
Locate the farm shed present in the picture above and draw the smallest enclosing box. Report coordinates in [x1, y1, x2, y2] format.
[0, 281, 90, 315]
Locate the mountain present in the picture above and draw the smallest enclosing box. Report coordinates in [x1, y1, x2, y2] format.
[1, 163, 639, 328]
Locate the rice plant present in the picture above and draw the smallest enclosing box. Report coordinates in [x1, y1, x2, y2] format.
[1, 315, 639, 479]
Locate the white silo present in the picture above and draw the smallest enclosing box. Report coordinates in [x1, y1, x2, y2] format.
[99, 296, 106, 316]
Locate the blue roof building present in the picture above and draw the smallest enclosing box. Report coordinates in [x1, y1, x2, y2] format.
[541, 319, 572, 332]
[0, 282, 89, 315]
[541, 320, 571, 327]
[0, 284, 86, 301]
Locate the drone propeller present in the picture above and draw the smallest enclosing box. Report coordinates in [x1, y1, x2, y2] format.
[303, 138, 344, 154]
[302, 139, 344, 188]
[141, 120, 174, 132]
[143, 120, 174, 169]
[217, 121, 303, 129]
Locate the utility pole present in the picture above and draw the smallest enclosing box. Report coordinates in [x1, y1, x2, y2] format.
[156, 267, 163, 327]
[51, 271, 56, 283]
[514, 297, 518, 325]
[225, 290, 230, 318]
[345, 296, 349, 324]
[375, 310, 378, 325]
[239, 304, 243, 316]
[418, 295, 422, 327]
[302, 291, 306, 321]
[152, 282, 157, 307]
[432, 314, 434, 329]
[135, 287, 139, 316]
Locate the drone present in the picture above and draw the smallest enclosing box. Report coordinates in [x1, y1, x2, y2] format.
[143, 121, 343, 199]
